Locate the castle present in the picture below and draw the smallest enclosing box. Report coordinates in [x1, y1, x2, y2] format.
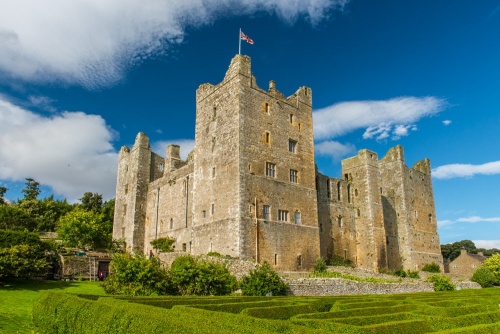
[113, 55, 443, 272]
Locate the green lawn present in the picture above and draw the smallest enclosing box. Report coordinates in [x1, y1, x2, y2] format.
[0, 280, 105, 334]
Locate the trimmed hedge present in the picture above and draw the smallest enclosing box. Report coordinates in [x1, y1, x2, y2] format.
[241, 303, 332, 320]
[293, 304, 418, 320]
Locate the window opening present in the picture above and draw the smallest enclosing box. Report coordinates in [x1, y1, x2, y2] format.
[170, 218, 173, 230]
[265, 132, 271, 144]
[337, 182, 342, 201]
[263, 205, 270, 220]
[294, 211, 301, 225]
[288, 139, 297, 153]
[278, 210, 289, 222]
[211, 203, 215, 215]
[289, 169, 298, 183]
[266, 162, 276, 177]
[159, 163, 164, 172]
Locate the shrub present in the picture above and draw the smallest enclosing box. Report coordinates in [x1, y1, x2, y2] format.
[102, 253, 174, 296]
[170, 255, 237, 296]
[393, 268, 420, 278]
[421, 262, 441, 273]
[240, 262, 289, 296]
[150, 237, 175, 253]
[471, 267, 498, 287]
[481, 253, 500, 282]
[0, 244, 50, 281]
[207, 251, 223, 257]
[313, 257, 327, 273]
[426, 274, 455, 291]
[327, 254, 354, 267]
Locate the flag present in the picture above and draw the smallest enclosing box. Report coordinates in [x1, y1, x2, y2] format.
[240, 31, 254, 45]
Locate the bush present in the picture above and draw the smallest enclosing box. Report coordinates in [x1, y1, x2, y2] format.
[327, 254, 354, 267]
[240, 262, 289, 296]
[150, 237, 175, 253]
[0, 244, 50, 281]
[170, 255, 237, 296]
[481, 253, 500, 282]
[393, 268, 420, 278]
[102, 253, 174, 296]
[421, 262, 441, 273]
[471, 267, 498, 287]
[313, 258, 327, 273]
[427, 274, 455, 291]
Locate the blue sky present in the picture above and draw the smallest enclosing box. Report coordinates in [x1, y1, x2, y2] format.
[0, 0, 499, 248]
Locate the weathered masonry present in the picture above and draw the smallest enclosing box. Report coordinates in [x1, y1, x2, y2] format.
[113, 54, 443, 272]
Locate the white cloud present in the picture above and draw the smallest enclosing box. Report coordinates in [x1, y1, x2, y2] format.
[442, 120, 452, 126]
[313, 96, 447, 141]
[152, 139, 195, 161]
[432, 161, 500, 179]
[0, 0, 349, 89]
[315, 140, 356, 161]
[457, 216, 500, 223]
[0, 97, 118, 201]
[473, 240, 500, 249]
[437, 220, 455, 228]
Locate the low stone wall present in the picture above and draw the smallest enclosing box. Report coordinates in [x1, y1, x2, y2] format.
[456, 281, 481, 289]
[285, 278, 435, 296]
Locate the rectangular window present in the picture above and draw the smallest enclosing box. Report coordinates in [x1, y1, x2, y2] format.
[294, 211, 301, 225]
[266, 162, 276, 177]
[124, 184, 129, 195]
[289, 169, 298, 183]
[202, 210, 206, 218]
[265, 132, 271, 144]
[211, 203, 215, 215]
[263, 205, 270, 220]
[289, 114, 293, 124]
[123, 204, 127, 216]
[288, 139, 297, 153]
[278, 210, 289, 222]
[182, 243, 187, 252]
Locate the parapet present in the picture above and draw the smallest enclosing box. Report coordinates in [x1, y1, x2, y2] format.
[380, 145, 405, 163]
[412, 158, 431, 175]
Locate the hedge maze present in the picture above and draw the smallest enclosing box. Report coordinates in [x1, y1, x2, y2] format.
[33, 289, 500, 333]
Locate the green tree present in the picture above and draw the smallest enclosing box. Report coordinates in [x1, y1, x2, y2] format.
[240, 262, 289, 296]
[0, 205, 36, 231]
[150, 237, 175, 253]
[18, 196, 74, 232]
[471, 267, 498, 288]
[170, 255, 237, 296]
[102, 253, 174, 296]
[0, 186, 7, 205]
[79, 192, 103, 212]
[21, 178, 40, 201]
[57, 209, 111, 249]
[481, 253, 500, 282]
[441, 240, 477, 261]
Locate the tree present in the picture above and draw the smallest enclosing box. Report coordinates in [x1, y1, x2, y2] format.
[240, 262, 289, 296]
[150, 237, 175, 253]
[471, 267, 497, 288]
[57, 209, 111, 250]
[21, 178, 40, 201]
[79, 192, 103, 212]
[441, 240, 477, 261]
[481, 253, 500, 283]
[0, 205, 36, 231]
[18, 196, 74, 232]
[0, 245, 50, 281]
[0, 186, 7, 205]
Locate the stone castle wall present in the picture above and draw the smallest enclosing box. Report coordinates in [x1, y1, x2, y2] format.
[113, 54, 443, 272]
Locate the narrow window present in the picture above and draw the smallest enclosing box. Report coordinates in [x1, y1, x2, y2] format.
[294, 211, 301, 225]
[320, 223, 323, 233]
[344, 249, 347, 259]
[337, 182, 342, 201]
[278, 210, 289, 222]
[123, 204, 127, 216]
[182, 243, 187, 252]
[266, 162, 276, 177]
[212, 167, 216, 178]
[347, 184, 352, 203]
[428, 214, 432, 223]
[354, 189, 358, 197]
[124, 184, 128, 195]
[297, 255, 302, 268]
[288, 139, 297, 153]
[289, 114, 293, 124]
[159, 163, 164, 172]
[263, 205, 270, 220]
[265, 132, 271, 144]
[265, 103, 270, 114]
[274, 254, 278, 265]
[298, 123, 301, 131]
[213, 107, 217, 119]
[327, 180, 331, 199]
[202, 210, 206, 218]
[357, 208, 361, 217]
[338, 216, 342, 228]
[211, 203, 215, 215]
[289, 169, 298, 183]
[170, 218, 173, 230]
[121, 227, 125, 238]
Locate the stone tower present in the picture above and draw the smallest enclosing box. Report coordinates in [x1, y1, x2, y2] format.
[191, 54, 320, 269]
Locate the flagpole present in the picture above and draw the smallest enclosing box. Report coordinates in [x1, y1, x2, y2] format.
[238, 28, 241, 55]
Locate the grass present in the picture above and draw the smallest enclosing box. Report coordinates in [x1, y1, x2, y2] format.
[0, 280, 105, 334]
